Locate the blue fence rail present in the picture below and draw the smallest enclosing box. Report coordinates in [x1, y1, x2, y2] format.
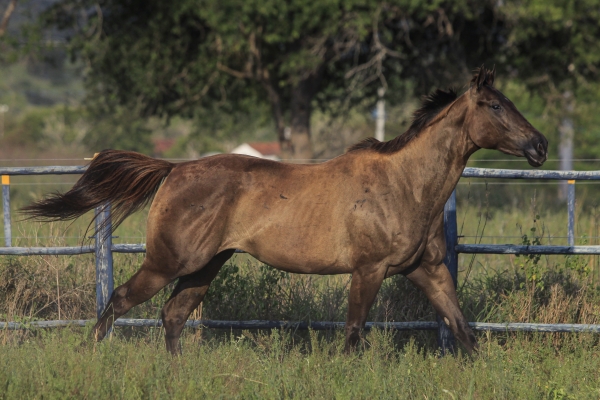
[2, 165, 600, 353]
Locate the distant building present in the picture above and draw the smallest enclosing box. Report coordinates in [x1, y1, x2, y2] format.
[153, 138, 176, 156]
[231, 142, 281, 161]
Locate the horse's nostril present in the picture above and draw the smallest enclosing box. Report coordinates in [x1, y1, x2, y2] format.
[537, 141, 545, 154]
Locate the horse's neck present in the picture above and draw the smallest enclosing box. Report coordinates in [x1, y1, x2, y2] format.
[390, 96, 477, 208]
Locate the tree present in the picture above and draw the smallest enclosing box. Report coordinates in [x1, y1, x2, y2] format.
[496, 0, 600, 198]
[41, 0, 374, 159]
[38, 0, 510, 159]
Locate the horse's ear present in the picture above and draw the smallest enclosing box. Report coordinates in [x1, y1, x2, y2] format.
[476, 64, 486, 89]
[471, 64, 494, 90]
[488, 65, 496, 87]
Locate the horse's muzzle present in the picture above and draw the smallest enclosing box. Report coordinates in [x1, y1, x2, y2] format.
[524, 136, 548, 167]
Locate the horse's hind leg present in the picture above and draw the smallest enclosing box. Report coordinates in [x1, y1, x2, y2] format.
[406, 262, 478, 355]
[161, 250, 235, 355]
[93, 257, 174, 341]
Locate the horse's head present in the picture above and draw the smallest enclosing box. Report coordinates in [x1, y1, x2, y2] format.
[465, 66, 548, 167]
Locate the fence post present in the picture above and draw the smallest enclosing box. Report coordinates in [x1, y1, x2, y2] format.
[567, 180, 575, 247]
[2, 175, 11, 247]
[95, 205, 114, 321]
[439, 189, 458, 354]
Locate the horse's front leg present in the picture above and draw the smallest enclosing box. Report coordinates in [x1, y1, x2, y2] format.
[405, 262, 478, 355]
[405, 211, 478, 355]
[344, 267, 386, 352]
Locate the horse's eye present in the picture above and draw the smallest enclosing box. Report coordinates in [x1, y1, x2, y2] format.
[491, 104, 501, 111]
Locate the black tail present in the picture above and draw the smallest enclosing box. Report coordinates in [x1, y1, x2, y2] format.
[21, 149, 174, 233]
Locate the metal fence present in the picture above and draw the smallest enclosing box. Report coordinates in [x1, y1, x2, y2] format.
[2, 165, 600, 353]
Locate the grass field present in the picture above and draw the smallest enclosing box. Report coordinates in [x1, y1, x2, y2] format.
[1, 328, 600, 399]
[2, 178, 600, 398]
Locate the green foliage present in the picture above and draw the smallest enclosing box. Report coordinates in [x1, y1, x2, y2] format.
[500, 0, 600, 90]
[4, 107, 47, 146]
[568, 87, 600, 164]
[564, 235, 591, 280]
[516, 215, 545, 290]
[82, 107, 154, 153]
[205, 261, 288, 320]
[564, 254, 591, 280]
[0, 102, 153, 153]
[203, 259, 349, 322]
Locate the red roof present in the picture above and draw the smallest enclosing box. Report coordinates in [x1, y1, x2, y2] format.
[248, 142, 281, 156]
[153, 138, 176, 154]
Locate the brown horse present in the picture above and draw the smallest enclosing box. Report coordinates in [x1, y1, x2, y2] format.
[23, 67, 547, 355]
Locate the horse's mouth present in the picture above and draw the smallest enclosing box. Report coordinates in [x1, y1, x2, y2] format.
[524, 150, 546, 167]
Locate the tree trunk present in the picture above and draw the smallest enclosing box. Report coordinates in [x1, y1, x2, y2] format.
[263, 69, 321, 161]
[284, 79, 314, 161]
[261, 79, 286, 151]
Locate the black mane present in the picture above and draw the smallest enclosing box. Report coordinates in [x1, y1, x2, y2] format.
[347, 89, 458, 153]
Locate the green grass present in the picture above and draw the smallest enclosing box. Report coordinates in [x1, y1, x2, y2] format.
[1, 328, 599, 399]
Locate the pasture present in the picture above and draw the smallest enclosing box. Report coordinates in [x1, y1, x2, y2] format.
[1, 328, 600, 398]
[2, 173, 600, 397]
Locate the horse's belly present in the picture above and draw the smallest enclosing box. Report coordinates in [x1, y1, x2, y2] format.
[233, 220, 351, 274]
[254, 250, 352, 275]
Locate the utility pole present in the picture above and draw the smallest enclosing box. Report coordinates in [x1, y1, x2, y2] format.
[558, 92, 574, 201]
[375, 87, 386, 141]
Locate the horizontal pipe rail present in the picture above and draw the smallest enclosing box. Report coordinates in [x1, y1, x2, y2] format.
[0, 243, 145, 256]
[1, 166, 600, 180]
[2, 319, 600, 333]
[6, 244, 600, 256]
[112, 244, 145, 253]
[0, 245, 245, 256]
[0, 246, 94, 255]
[0, 319, 433, 330]
[462, 167, 600, 180]
[456, 244, 600, 255]
[0, 166, 87, 175]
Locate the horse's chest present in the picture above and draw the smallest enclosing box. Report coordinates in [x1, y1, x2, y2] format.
[350, 203, 430, 253]
[383, 209, 440, 266]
